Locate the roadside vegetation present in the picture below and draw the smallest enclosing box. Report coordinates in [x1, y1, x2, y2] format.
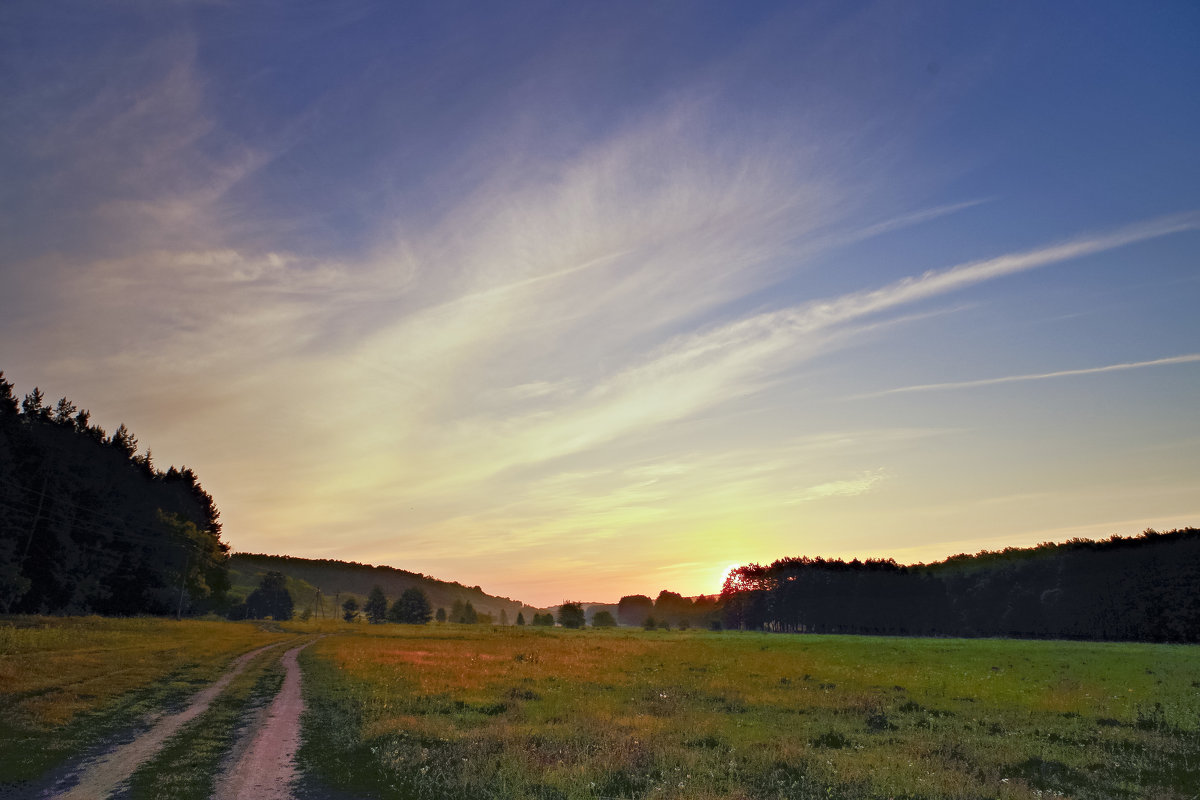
[0, 616, 290, 784]
[299, 625, 1200, 800]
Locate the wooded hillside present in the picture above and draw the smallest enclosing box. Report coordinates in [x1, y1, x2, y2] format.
[228, 553, 540, 622]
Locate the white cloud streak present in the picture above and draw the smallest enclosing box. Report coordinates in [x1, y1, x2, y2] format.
[867, 354, 1200, 396]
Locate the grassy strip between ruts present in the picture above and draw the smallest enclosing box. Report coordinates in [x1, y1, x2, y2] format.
[296, 625, 1200, 800]
[0, 616, 291, 785]
[123, 644, 288, 799]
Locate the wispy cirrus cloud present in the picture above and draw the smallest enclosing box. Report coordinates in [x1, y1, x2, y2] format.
[788, 470, 888, 504]
[113, 201, 1192, 559]
[382, 210, 1200, 492]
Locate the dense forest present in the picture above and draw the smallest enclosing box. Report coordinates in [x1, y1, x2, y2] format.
[0, 373, 229, 615]
[718, 528, 1200, 642]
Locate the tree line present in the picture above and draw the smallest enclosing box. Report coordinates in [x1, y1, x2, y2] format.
[615, 591, 721, 630]
[718, 528, 1200, 642]
[0, 373, 229, 616]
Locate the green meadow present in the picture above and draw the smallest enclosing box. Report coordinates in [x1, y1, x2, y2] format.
[299, 625, 1200, 800]
[2, 618, 1198, 799]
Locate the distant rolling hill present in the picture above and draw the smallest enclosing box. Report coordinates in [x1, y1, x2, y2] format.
[228, 553, 543, 622]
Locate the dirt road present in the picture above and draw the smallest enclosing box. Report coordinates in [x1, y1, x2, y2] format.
[47, 642, 282, 799]
[214, 638, 319, 800]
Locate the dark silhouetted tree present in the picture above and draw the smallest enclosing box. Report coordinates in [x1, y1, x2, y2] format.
[108, 423, 137, 458]
[0, 372, 18, 416]
[557, 602, 585, 629]
[435, 607, 446, 623]
[342, 596, 359, 622]
[365, 585, 388, 623]
[516, 611, 525, 625]
[245, 571, 293, 620]
[617, 594, 653, 626]
[654, 590, 692, 628]
[388, 587, 433, 624]
[592, 610, 616, 628]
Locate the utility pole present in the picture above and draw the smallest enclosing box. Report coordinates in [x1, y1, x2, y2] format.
[19, 475, 49, 565]
[176, 548, 191, 621]
[314, 588, 323, 619]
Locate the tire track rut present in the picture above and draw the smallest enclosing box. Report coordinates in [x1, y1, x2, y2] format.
[215, 638, 320, 800]
[45, 642, 283, 799]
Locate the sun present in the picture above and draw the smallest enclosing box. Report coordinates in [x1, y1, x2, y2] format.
[717, 563, 742, 590]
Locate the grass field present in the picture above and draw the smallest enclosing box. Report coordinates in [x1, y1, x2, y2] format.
[0, 615, 291, 784]
[2, 617, 1197, 798]
[298, 625, 1200, 800]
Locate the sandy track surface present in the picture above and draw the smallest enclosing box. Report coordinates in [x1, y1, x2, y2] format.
[46, 642, 282, 799]
[215, 638, 319, 800]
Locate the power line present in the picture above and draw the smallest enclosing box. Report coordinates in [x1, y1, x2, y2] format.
[0, 497, 217, 555]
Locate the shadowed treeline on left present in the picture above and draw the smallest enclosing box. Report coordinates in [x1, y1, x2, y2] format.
[0, 372, 229, 616]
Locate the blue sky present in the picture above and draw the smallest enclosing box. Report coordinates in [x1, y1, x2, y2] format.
[2, 1, 1198, 605]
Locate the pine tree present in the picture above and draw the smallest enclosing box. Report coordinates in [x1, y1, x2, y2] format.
[364, 585, 388, 623]
[389, 587, 433, 624]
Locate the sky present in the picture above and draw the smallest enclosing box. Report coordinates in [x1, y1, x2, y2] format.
[1, 1, 1198, 608]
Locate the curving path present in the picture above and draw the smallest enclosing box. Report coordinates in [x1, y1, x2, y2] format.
[214, 638, 319, 800]
[47, 642, 282, 799]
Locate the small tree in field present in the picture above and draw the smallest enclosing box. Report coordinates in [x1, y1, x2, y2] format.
[592, 610, 616, 628]
[342, 597, 359, 622]
[436, 607, 446, 623]
[557, 602, 586, 629]
[516, 611, 525, 626]
[245, 571, 293, 621]
[388, 587, 433, 624]
[364, 585, 388, 624]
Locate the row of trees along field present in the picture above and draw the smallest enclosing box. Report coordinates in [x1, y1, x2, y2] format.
[719, 528, 1200, 642]
[0, 373, 229, 615]
[616, 591, 721, 629]
[342, 584, 435, 624]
